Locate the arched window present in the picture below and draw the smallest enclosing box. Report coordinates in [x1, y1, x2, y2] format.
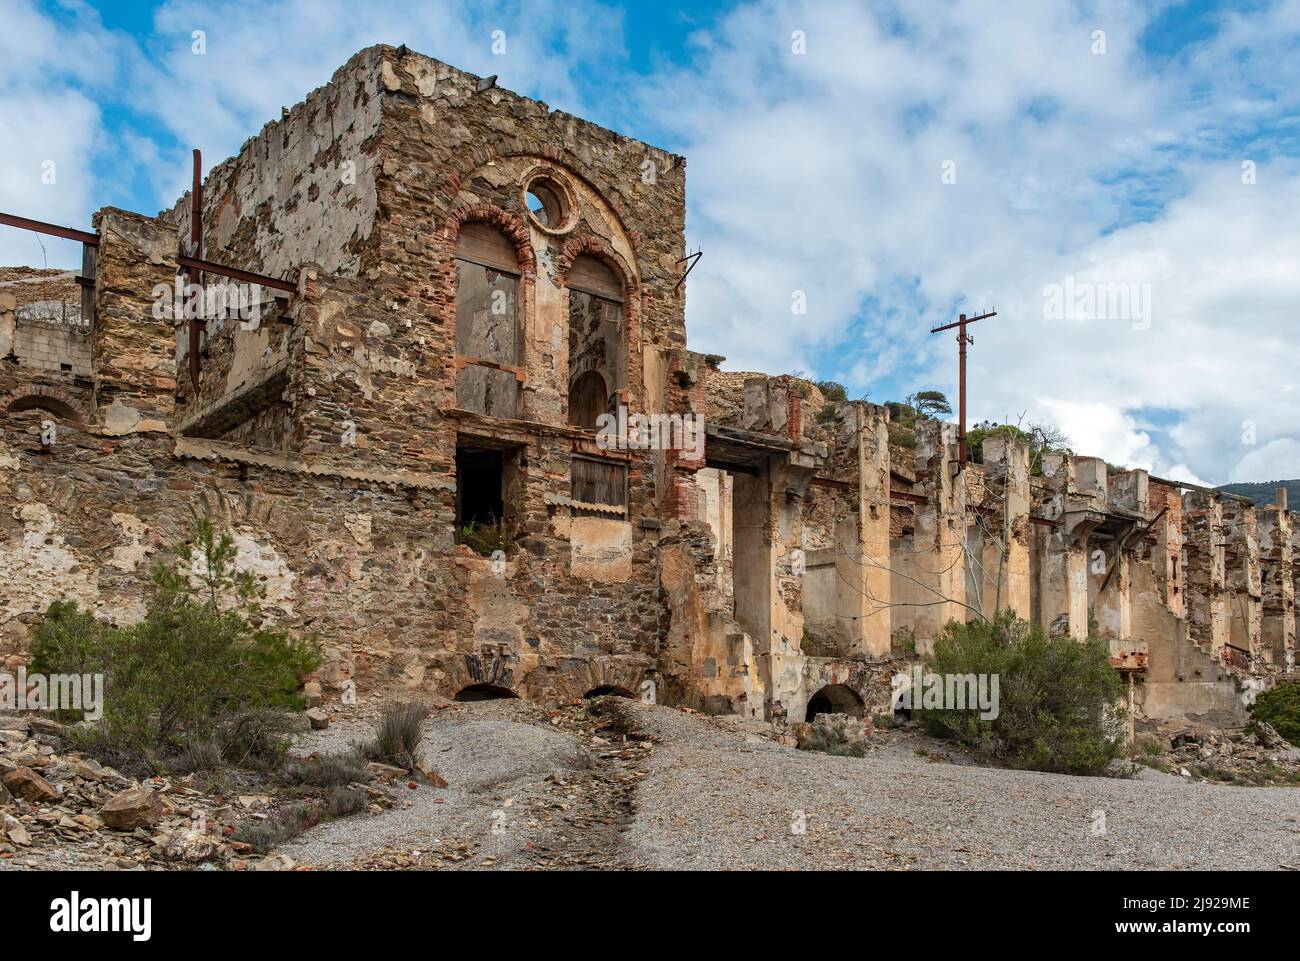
[566, 254, 624, 427]
[568, 370, 607, 430]
[455, 222, 522, 418]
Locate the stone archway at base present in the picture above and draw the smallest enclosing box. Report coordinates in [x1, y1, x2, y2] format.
[805, 683, 864, 721]
[453, 683, 519, 702]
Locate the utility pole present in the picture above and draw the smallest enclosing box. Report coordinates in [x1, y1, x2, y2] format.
[929, 308, 996, 470]
[187, 149, 203, 392]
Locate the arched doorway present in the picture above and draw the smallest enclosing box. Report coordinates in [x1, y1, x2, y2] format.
[453, 683, 519, 702]
[583, 685, 635, 699]
[805, 684, 864, 721]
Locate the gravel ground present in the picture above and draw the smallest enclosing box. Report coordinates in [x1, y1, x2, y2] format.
[622, 703, 1300, 870]
[283, 699, 608, 869]
[278, 698, 1300, 871]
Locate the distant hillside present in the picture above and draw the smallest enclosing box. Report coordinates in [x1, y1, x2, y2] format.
[1216, 479, 1300, 508]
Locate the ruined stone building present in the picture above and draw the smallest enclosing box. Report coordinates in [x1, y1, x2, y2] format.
[1, 45, 1294, 729]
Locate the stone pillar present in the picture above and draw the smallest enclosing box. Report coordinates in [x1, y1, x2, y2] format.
[846, 402, 890, 656]
[1093, 469, 1147, 642]
[1223, 498, 1262, 666]
[659, 349, 708, 521]
[910, 421, 967, 642]
[1038, 453, 1090, 638]
[731, 462, 773, 653]
[982, 435, 1032, 621]
[1184, 491, 1229, 660]
[1292, 512, 1300, 672]
[1150, 483, 1185, 618]
[1259, 489, 1294, 670]
[91, 208, 181, 433]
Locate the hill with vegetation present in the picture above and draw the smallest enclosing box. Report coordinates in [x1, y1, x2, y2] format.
[1216, 479, 1300, 507]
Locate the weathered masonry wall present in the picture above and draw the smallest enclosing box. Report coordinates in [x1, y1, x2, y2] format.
[2, 46, 686, 709]
[1, 44, 1294, 728]
[693, 363, 1296, 727]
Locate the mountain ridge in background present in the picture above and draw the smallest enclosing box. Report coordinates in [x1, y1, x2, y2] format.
[1216, 479, 1300, 507]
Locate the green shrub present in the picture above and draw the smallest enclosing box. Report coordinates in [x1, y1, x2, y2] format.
[1250, 682, 1300, 746]
[283, 750, 369, 788]
[216, 710, 294, 771]
[887, 424, 917, 449]
[325, 786, 369, 819]
[233, 801, 321, 853]
[918, 612, 1127, 776]
[30, 519, 319, 765]
[460, 517, 513, 556]
[800, 731, 866, 758]
[365, 701, 430, 769]
[815, 381, 848, 403]
[174, 738, 224, 774]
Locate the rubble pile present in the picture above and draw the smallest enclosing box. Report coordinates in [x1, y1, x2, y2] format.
[1146, 722, 1300, 785]
[790, 713, 873, 754]
[0, 715, 399, 870]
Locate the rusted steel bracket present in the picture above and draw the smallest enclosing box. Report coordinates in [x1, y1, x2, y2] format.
[674, 250, 702, 294]
[453, 355, 527, 383]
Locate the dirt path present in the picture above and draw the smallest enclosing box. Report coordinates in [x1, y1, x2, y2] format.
[284, 697, 651, 871]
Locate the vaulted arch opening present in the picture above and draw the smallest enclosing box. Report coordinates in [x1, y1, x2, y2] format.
[453, 683, 519, 702]
[805, 684, 864, 721]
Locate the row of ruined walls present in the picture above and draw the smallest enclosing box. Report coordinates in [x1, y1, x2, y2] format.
[679, 370, 1295, 727]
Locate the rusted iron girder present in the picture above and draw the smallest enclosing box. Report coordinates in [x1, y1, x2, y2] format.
[0, 210, 295, 294]
[0, 212, 98, 246]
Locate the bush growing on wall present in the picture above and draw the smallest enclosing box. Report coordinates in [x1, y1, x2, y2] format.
[30, 520, 319, 764]
[918, 611, 1127, 776]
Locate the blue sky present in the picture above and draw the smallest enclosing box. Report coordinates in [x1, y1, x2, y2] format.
[2, 0, 1299, 485]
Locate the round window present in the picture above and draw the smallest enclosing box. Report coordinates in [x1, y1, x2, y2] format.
[522, 173, 575, 233]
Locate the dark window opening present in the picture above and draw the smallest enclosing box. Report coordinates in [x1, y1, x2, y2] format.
[583, 685, 635, 699]
[454, 684, 519, 702]
[456, 439, 523, 555]
[457, 447, 503, 530]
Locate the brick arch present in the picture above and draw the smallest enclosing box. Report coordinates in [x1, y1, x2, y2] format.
[444, 203, 536, 274]
[0, 385, 87, 424]
[555, 234, 640, 299]
[446, 145, 641, 251]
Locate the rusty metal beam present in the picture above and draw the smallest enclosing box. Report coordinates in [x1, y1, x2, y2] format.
[0, 212, 98, 246]
[890, 488, 928, 504]
[175, 255, 296, 294]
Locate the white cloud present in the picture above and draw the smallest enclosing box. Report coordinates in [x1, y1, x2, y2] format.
[0, 1, 117, 267]
[640, 0, 1300, 484]
[1163, 463, 1212, 488]
[1036, 398, 1159, 470]
[1228, 439, 1300, 484]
